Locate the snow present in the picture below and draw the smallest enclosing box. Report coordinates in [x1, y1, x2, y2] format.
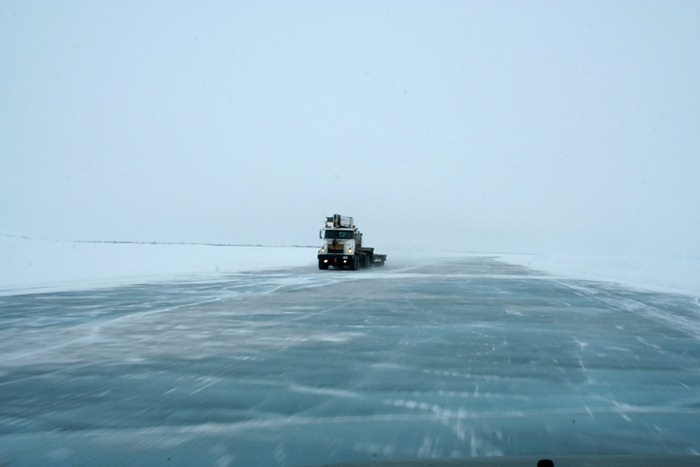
[0, 236, 315, 296]
[2, 237, 699, 297]
[502, 253, 700, 296]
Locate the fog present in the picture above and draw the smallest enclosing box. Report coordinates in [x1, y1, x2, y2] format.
[2, 1, 699, 259]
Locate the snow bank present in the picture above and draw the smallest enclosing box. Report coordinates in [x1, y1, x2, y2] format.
[1, 237, 315, 295]
[501, 253, 700, 296]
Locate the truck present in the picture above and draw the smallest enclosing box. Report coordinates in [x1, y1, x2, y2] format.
[317, 214, 387, 270]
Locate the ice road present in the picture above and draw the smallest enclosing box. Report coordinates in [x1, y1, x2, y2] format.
[1, 256, 699, 466]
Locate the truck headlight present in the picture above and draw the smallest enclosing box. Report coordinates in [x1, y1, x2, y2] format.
[347, 247, 353, 254]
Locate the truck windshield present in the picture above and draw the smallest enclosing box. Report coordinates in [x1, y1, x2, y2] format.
[324, 230, 353, 240]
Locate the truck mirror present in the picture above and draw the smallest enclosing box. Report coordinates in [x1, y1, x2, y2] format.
[319, 230, 323, 239]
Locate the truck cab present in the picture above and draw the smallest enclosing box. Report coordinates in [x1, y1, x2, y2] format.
[317, 214, 385, 270]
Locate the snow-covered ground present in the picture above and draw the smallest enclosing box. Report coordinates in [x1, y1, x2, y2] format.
[1, 236, 699, 296]
[2, 237, 699, 465]
[503, 253, 700, 297]
[0, 237, 315, 295]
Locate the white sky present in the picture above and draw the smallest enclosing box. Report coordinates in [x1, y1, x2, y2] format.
[2, 0, 699, 258]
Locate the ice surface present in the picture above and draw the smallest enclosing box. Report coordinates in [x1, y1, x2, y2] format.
[1, 255, 699, 465]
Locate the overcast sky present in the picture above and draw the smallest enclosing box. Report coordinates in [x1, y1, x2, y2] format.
[2, 1, 699, 258]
